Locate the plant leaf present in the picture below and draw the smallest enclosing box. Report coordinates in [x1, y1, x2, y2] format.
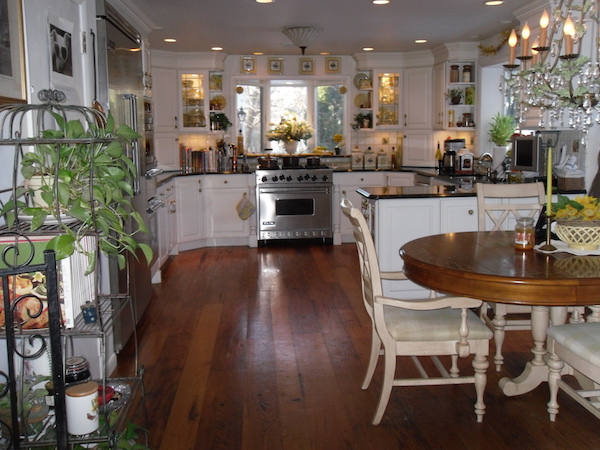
[46, 234, 76, 261]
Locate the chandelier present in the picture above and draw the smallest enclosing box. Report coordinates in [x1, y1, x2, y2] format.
[502, 0, 600, 139]
[282, 27, 323, 55]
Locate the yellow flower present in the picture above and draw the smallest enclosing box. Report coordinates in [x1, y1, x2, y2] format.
[553, 195, 600, 221]
[266, 116, 313, 142]
[333, 134, 343, 143]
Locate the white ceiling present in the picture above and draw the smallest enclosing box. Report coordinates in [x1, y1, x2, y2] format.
[123, 0, 535, 56]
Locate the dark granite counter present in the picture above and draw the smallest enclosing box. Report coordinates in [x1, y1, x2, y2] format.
[357, 184, 477, 199]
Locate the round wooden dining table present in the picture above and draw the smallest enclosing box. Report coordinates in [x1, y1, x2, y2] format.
[400, 231, 600, 396]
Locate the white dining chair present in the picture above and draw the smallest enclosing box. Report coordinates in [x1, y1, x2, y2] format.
[476, 182, 545, 371]
[547, 318, 600, 421]
[341, 198, 492, 425]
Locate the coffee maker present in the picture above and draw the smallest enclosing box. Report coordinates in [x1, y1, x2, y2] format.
[441, 139, 465, 174]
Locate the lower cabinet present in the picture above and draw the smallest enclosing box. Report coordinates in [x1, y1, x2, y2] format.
[152, 179, 177, 282]
[176, 176, 205, 251]
[333, 172, 387, 243]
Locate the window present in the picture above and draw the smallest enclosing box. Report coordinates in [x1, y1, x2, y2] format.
[236, 80, 344, 154]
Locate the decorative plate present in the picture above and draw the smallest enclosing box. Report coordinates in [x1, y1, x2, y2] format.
[354, 73, 369, 89]
[354, 93, 369, 108]
[210, 95, 226, 110]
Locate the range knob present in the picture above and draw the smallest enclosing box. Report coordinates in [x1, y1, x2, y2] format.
[322, 175, 329, 182]
[297, 175, 303, 182]
[286, 175, 293, 181]
[304, 174, 310, 180]
[279, 174, 285, 180]
[271, 176, 278, 182]
[311, 175, 317, 181]
[261, 176, 268, 182]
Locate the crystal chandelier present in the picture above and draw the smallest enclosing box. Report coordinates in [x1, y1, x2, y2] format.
[503, 0, 600, 139]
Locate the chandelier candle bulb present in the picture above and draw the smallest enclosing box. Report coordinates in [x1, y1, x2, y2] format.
[521, 22, 530, 57]
[547, 146, 553, 213]
[539, 10, 549, 48]
[508, 29, 518, 65]
[532, 40, 539, 65]
[564, 16, 575, 54]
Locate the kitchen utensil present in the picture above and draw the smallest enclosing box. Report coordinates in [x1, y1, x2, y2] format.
[282, 156, 300, 168]
[306, 156, 321, 167]
[258, 156, 279, 169]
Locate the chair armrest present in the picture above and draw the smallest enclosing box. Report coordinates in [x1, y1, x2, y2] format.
[374, 295, 482, 310]
[380, 271, 408, 281]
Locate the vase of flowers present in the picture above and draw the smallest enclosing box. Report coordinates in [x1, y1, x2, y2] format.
[266, 116, 313, 154]
[333, 134, 344, 155]
[553, 195, 600, 250]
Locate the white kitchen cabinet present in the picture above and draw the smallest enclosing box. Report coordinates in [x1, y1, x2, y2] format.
[433, 62, 446, 130]
[155, 133, 180, 171]
[376, 72, 400, 127]
[386, 172, 415, 187]
[333, 172, 386, 243]
[435, 60, 477, 131]
[176, 175, 206, 251]
[152, 179, 177, 283]
[402, 67, 432, 129]
[153, 67, 178, 133]
[203, 174, 254, 246]
[440, 197, 478, 232]
[402, 132, 434, 167]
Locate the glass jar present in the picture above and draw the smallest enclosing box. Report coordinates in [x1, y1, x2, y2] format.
[450, 65, 460, 83]
[515, 217, 535, 250]
[65, 356, 91, 385]
[462, 65, 472, 83]
[462, 113, 473, 127]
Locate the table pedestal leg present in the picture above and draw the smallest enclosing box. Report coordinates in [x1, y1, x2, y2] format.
[499, 305, 550, 396]
[499, 306, 570, 396]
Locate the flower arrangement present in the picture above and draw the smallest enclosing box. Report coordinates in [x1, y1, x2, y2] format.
[333, 134, 344, 147]
[266, 116, 313, 142]
[553, 195, 600, 222]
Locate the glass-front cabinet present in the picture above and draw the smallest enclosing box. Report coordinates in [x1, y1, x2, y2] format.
[181, 73, 205, 128]
[376, 72, 400, 127]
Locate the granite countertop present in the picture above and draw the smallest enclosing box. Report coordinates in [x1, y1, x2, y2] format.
[357, 185, 477, 199]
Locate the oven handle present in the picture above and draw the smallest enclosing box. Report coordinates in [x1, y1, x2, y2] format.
[258, 186, 331, 194]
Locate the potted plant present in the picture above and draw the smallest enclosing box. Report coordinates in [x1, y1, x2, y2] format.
[352, 112, 372, 129]
[1, 112, 152, 273]
[266, 116, 313, 153]
[209, 112, 232, 131]
[446, 88, 463, 105]
[488, 113, 517, 146]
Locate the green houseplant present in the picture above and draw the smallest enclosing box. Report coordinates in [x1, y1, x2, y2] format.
[209, 112, 232, 131]
[446, 88, 463, 105]
[1, 111, 152, 273]
[488, 113, 517, 146]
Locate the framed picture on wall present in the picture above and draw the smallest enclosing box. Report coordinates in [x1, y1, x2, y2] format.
[0, 0, 26, 104]
[268, 57, 284, 75]
[299, 58, 314, 75]
[325, 57, 341, 73]
[240, 57, 256, 74]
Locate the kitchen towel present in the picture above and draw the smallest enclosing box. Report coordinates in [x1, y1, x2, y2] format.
[236, 193, 256, 220]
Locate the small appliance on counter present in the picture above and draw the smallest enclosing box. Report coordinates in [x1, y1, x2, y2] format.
[456, 150, 474, 175]
[441, 139, 466, 175]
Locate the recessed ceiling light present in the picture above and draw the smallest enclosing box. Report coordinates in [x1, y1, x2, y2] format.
[363, 47, 374, 51]
[211, 47, 223, 51]
[163, 38, 177, 43]
[484, 1, 503, 5]
[253, 52, 264, 55]
[373, 0, 389, 4]
[320, 51, 330, 55]
[256, 0, 274, 3]
[415, 39, 427, 44]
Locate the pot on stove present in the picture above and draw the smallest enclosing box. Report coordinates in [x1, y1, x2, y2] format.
[306, 156, 321, 167]
[282, 156, 300, 168]
[258, 156, 279, 169]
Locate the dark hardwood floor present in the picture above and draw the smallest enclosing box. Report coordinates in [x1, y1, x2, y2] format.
[112, 243, 600, 449]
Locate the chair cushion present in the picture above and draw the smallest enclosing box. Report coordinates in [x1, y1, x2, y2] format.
[384, 306, 493, 341]
[547, 322, 600, 368]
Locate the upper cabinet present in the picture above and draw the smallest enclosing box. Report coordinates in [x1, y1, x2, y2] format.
[353, 71, 374, 129]
[181, 73, 206, 128]
[402, 67, 432, 129]
[153, 67, 178, 133]
[434, 60, 476, 131]
[376, 72, 400, 127]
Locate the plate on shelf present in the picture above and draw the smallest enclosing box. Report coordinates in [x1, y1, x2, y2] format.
[210, 95, 226, 110]
[354, 73, 369, 89]
[354, 93, 370, 108]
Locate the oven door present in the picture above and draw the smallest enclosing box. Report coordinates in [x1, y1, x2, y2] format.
[258, 186, 332, 240]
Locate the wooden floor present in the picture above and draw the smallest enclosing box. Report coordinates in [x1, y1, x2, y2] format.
[112, 243, 600, 449]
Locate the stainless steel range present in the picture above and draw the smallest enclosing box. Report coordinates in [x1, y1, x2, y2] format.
[256, 167, 333, 242]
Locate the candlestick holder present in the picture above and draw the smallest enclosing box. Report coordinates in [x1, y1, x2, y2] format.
[538, 213, 556, 251]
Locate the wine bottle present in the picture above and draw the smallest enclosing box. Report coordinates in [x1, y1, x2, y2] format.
[237, 129, 244, 155]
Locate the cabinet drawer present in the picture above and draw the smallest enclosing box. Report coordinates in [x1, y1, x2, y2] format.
[202, 174, 252, 189]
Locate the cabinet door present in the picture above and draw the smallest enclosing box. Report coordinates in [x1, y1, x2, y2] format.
[440, 197, 478, 233]
[402, 132, 433, 167]
[403, 67, 432, 129]
[155, 133, 179, 170]
[175, 176, 204, 247]
[152, 67, 178, 133]
[433, 62, 445, 130]
[386, 172, 415, 186]
[375, 72, 400, 127]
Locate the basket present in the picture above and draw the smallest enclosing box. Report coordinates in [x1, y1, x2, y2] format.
[554, 220, 600, 250]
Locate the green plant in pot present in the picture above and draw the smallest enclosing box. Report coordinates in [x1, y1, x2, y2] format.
[209, 112, 232, 131]
[446, 88, 463, 105]
[488, 113, 517, 147]
[1, 112, 152, 273]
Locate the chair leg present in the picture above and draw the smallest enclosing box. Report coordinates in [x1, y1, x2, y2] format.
[472, 353, 489, 423]
[547, 351, 564, 422]
[363, 328, 381, 390]
[450, 354, 459, 378]
[372, 346, 396, 425]
[492, 309, 507, 371]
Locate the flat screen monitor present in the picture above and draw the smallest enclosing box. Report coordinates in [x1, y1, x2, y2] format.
[511, 135, 541, 173]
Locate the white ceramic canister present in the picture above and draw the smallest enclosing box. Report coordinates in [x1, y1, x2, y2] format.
[66, 381, 99, 435]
